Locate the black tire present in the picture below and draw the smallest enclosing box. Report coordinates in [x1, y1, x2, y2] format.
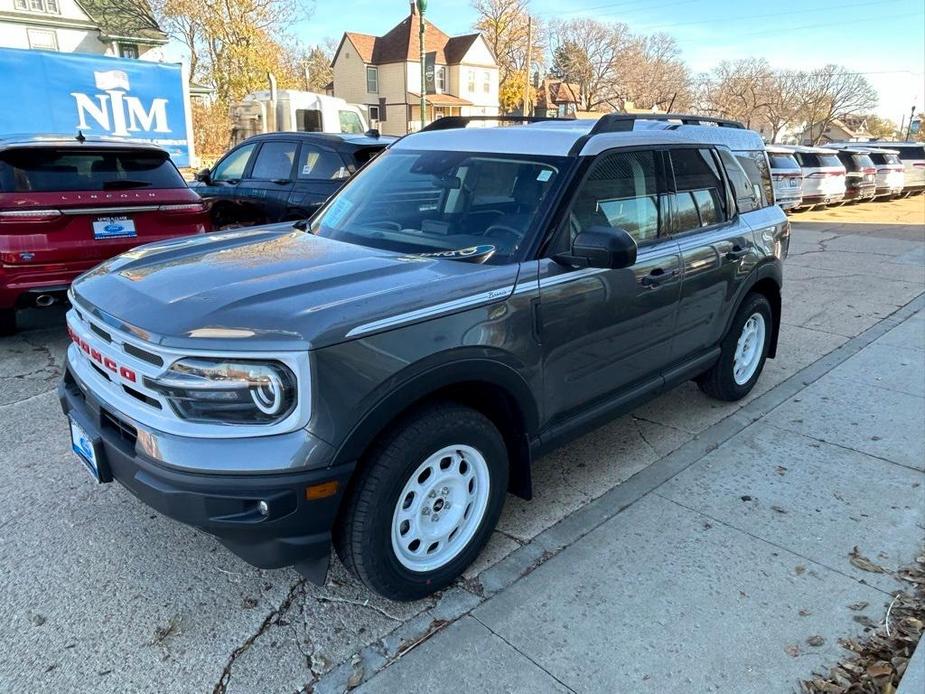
[334, 402, 508, 601]
[0, 308, 17, 336]
[697, 293, 772, 402]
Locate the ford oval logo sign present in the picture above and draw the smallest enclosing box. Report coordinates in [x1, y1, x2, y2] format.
[104, 223, 124, 233]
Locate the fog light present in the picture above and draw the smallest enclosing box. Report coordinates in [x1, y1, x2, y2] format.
[257, 500, 270, 516]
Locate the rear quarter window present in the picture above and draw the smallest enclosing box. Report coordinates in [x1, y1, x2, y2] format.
[768, 153, 799, 170]
[733, 150, 773, 209]
[0, 148, 185, 192]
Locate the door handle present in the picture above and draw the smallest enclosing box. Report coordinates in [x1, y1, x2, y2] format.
[725, 246, 749, 261]
[640, 267, 678, 288]
[271, 178, 292, 185]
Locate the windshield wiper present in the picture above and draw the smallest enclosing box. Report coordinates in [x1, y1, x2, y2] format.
[101, 179, 152, 190]
[415, 244, 496, 264]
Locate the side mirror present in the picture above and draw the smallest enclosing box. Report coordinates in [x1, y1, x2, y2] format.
[555, 226, 637, 270]
[194, 167, 211, 183]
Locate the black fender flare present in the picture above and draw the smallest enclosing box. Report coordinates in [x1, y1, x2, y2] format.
[329, 353, 540, 497]
[723, 259, 783, 357]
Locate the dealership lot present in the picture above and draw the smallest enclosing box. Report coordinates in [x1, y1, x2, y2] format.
[0, 196, 923, 692]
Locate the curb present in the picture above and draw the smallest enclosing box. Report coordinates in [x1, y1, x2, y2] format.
[897, 634, 925, 694]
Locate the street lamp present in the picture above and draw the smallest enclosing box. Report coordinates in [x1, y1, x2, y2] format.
[417, 0, 427, 131]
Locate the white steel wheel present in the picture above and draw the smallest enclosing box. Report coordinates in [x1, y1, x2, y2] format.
[733, 313, 767, 385]
[391, 444, 491, 573]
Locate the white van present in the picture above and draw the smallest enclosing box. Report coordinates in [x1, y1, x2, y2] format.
[231, 90, 369, 147]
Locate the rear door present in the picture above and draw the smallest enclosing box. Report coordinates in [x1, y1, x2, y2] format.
[670, 147, 758, 362]
[538, 148, 683, 421]
[238, 139, 299, 223]
[0, 146, 206, 266]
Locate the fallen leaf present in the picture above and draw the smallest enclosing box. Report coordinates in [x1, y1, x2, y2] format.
[807, 635, 825, 647]
[865, 661, 892, 678]
[785, 644, 801, 657]
[848, 602, 869, 611]
[849, 546, 886, 574]
[853, 615, 878, 628]
[799, 609, 812, 617]
[795, 565, 806, 575]
[771, 505, 787, 514]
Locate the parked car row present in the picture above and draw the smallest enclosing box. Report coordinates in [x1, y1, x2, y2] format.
[766, 141, 925, 212]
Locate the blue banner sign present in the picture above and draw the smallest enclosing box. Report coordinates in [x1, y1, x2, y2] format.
[0, 47, 191, 167]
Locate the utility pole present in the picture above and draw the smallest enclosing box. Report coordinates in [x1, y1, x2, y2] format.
[522, 15, 532, 117]
[906, 105, 916, 141]
[417, 0, 428, 131]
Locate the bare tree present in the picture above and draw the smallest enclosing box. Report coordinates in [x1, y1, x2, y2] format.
[701, 58, 774, 129]
[798, 65, 878, 144]
[621, 33, 692, 112]
[764, 70, 804, 143]
[548, 18, 634, 111]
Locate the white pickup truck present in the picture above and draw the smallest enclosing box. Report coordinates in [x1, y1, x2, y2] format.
[230, 89, 370, 146]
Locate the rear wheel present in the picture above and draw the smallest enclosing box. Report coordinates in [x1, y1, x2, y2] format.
[334, 402, 508, 601]
[697, 293, 772, 402]
[0, 308, 16, 336]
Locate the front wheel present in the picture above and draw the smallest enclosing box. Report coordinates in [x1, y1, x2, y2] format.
[697, 293, 772, 401]
[334, 402, 508, 601]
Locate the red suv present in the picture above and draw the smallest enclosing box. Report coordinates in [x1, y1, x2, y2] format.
[0, 136, 211, 334]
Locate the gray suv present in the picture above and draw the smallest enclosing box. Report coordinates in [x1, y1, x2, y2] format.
[59, 114, 789, 601]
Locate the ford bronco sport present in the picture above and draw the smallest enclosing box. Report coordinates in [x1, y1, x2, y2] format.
[59, 114, 789, 601]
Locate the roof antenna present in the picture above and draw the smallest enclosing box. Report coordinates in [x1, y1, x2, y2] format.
[76, 130, 86, 144]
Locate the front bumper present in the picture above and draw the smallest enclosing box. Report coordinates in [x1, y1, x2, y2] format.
[58, 366, 354, 570]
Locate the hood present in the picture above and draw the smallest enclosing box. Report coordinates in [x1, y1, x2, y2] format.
[71, 224, 520, 351]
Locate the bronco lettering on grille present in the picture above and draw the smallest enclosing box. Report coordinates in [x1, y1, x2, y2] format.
[68, 325, 137, 383]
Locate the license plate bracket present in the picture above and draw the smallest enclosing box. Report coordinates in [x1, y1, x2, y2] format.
[68, 412, 112, 483]
[93, 216, 136, 240]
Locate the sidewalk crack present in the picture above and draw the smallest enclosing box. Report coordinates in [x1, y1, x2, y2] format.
[471, 614, 578, 693]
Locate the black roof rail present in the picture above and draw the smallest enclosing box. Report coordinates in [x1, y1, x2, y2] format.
[418, 115, 569, 133]
[588, 113, 746, 136]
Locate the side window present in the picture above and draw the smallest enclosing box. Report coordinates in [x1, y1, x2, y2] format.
[248, 141, 297, 181]
[670, 148, 728, 232]
[339, 110, 364, 134]
[718, 148, 760, 213]
[560, 150, 661, 251]
[297, 145, 349, 180]
[733, 150, 773, 208]
[212, 143, 257, 182]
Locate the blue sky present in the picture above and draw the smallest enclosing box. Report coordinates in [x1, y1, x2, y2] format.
[186, 0, 925, 123]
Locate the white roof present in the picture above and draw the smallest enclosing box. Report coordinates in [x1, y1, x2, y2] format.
[392, 117, 766, 157]
[773, 144, 839, 155]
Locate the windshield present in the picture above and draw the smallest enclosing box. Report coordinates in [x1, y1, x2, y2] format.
[868, 152, 901, 165]
[768, 153, 799, 170]
[0, 147, 185, 192]
[311, 149, 570, 263]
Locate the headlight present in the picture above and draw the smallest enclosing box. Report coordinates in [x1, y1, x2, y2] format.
[146, 358, 297, 424]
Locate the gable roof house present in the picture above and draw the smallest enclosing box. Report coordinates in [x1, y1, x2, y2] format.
[332, 4, 499, 136]
[0, 0, 167, 59]
[534, 78, 579, 119]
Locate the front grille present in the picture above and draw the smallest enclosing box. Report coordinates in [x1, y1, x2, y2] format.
[90, 323, 112, 343]
[123, 342, 164, 367]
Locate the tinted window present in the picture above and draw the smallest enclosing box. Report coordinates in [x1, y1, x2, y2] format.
[213, 143, 256, 182]
[894, 145, 925, 161]
[297, 145, 348, 180]
[296, 109, 322, 132]
[0, 148, 185, 192]
[795, 152, 842, 168]
[671, 148, 729, 226]
[868, 152, 901, 165]
[852, 154, 874, 169]
[718, 148, 760, 213]
[568, 150, 661, 245]
[734, 150, 773, 207]
[249, 141, 297, 180]
[768, 153, 799, 169]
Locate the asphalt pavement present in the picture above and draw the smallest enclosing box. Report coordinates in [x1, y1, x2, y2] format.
[0, 196, 923, 693]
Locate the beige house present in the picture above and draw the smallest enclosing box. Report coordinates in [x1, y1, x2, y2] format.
[332, 6, 499, 136]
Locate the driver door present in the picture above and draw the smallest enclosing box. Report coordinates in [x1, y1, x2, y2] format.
[538, 148, 683, 422]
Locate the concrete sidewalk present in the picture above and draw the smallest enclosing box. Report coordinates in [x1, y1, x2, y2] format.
[352, 306, 925, 693]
